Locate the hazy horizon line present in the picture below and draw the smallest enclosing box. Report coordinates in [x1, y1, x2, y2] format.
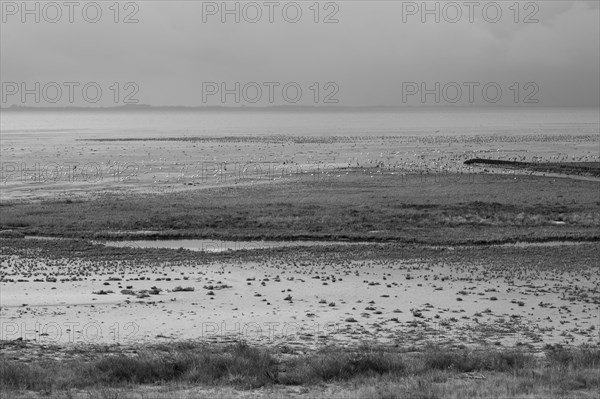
[2, 104, 598, 112]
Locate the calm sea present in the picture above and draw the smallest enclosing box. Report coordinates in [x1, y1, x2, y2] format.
[1, 107, 598, 139]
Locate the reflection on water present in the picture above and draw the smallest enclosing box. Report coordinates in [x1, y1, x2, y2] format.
[23, 236, 595, 252]
[102, 239, 357, 252]
[103, 239, 595, 252]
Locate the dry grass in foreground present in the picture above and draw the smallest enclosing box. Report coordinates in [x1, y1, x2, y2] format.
[1, 342, 599, 398]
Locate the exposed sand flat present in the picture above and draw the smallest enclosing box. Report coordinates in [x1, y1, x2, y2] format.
[2, 248, 598, 349]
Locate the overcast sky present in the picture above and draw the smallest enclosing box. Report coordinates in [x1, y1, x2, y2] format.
[1, 1, 598, 107]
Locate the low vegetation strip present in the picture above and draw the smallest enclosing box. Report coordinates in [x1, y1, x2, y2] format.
[1, 342, 598, 397]
[1, 173, 599, 244]
[464, 159, 600, 177]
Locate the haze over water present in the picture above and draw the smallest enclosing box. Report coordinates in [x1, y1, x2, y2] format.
[2, 107, 598, 139]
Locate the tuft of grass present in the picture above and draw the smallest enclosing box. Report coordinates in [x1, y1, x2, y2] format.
[422, 346, 534, 372]
[92, 290, 114, 295]
[172, 286, 195, 292]
[544, 344, 600, 368]
[281, 346, 406, 384]
[93, 341, 276, 388]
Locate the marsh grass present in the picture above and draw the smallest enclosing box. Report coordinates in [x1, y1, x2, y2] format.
[279, 345, 407, 384]
[1, 342, 598, 398]
[1, 173, 598, 244]
[421, 347, 534, 372]
[0, 342, 276, 392]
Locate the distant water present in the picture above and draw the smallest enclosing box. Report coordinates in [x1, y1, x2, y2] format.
[102, 239, 362, 252]
[1, 107, 598, 138]
[104, 238, 594, 252]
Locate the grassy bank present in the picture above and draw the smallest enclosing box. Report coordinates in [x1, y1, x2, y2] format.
[1, 172, 599, 244]
[1, 342, 598, 398]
